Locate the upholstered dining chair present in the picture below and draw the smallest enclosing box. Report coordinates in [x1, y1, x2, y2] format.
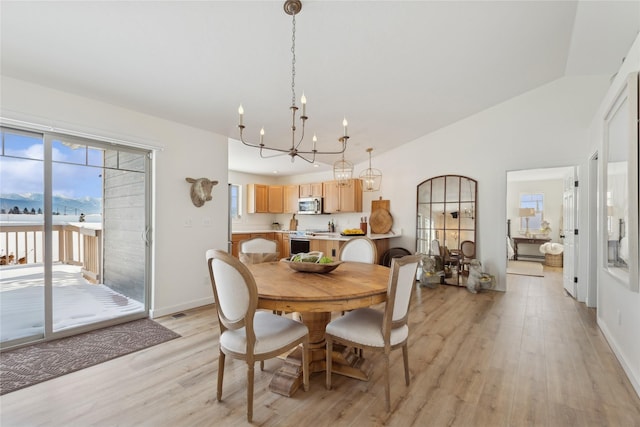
[325, 254, 420, 411]
[338, 236, 378, 325]
[430, 239, 441, 257]
[459, 240, 476, 275]
[238, 237, 280, 265]
[206, 249, 310, 422]
[338, 236, 378, 264]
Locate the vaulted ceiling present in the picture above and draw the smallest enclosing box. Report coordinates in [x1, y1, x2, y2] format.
[1, 1, 638, 176]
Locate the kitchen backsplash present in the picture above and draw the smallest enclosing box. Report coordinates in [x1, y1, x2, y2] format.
[233, 212, 373, 232]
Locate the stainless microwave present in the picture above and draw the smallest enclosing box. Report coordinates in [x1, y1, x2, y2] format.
[298, 197, 323, 215]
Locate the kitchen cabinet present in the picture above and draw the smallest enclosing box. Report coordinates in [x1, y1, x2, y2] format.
[231, 232, 276, 258]
[283, 184, 299, 214]
[247, 184, 285, 214]
[323, 179, 363, 213]
[268, 185, 284, 213]
[247, 184, 268, 213]
[299, 182, 323, 198]
[309, 237, 391, 264]
[275, 232, 290, 259]
[310, 239, 342, 258]
[231, 233, 251, 257]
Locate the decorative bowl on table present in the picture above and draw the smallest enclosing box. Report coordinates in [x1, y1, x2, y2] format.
[281, 258, 343, 273]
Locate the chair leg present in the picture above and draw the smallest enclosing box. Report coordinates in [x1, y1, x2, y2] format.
[326, 336, 333, 390]
[383, 352, 390, 412]
[402, 343, 410, 386]
[247, 363, 254, 423]
[217, 350, 225, 401]
[302, 337, 310, 392]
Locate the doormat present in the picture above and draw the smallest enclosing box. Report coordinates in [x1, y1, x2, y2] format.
[0, 318, 180, 395]
[507, 260, 544, 277]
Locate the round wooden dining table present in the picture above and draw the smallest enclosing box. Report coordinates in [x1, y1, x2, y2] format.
[246, 260, 391, 396]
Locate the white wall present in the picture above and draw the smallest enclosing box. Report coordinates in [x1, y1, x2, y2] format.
[0, 76, 229, 317]
[590, 34, 640, 396]
[289, 75, 610, 292]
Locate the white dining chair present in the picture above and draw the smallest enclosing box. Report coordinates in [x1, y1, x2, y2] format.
[338, 236, 378, 264]
[459, 240, 476, 275]
[338, 236, 379, 341]
[325, 254, 420, 411]
[206, 249, 310, 423]
[238, 237, 280, 265]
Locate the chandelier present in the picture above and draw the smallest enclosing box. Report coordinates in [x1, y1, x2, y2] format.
[359, 148, 382, 191]
[237, 0, 349, 164]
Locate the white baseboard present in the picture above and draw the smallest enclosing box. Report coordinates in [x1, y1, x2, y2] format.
[150, 296, 214, 319]
[597, 317, 640, 399]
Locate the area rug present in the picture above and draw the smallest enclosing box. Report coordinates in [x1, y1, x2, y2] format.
[507, 260, 544, 277]
[0, 318, 180, 395]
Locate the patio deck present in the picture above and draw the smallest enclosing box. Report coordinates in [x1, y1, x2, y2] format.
[0, 263, 144, 342]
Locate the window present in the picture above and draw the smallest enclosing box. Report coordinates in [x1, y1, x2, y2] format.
[230, 184, 241, 219]
[520, 193, 544, 231]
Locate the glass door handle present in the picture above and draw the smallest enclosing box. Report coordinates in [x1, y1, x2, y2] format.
[142, 227, 151, 246]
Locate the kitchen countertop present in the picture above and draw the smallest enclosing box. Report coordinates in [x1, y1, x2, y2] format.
[232, 230, 401, 241]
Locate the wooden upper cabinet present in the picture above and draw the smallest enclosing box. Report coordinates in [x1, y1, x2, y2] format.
[247, 184, 269, 213]
[283, 184, 299, 213]
[323, 179, 363, 213]
[323, 180, 340, 213]
[248, 184, 286, 213]
[268, 185, 284, 213]
[299, 182, 323, 198]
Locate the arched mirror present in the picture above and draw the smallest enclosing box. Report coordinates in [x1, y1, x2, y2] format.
[417, 175, 477, 285]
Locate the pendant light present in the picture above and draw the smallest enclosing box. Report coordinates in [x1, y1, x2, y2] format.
[333, 141, 353, 186]
[359, 148, 382, 191]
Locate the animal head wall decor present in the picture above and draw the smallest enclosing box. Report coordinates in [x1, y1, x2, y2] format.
[186, 177, 218, 207]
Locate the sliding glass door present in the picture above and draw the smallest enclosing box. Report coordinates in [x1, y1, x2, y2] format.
[0, 127, 151, 349]
[0, 129, 45, 345]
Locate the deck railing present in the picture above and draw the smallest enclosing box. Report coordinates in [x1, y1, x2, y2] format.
[0, 222, 102, 283]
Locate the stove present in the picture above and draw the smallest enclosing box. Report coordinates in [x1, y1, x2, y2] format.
[289, 233, 310, 254]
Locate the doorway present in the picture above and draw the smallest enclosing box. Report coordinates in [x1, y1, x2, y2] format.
[0, 126, 151, 348]
[506, 166, 577, 294]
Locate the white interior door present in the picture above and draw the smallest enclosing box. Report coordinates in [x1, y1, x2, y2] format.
[562, 168, 577, 298]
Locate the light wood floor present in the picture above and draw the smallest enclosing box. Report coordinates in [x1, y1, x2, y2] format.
[2, 267, 639, 426]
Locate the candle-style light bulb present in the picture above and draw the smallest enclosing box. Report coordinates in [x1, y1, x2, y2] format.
[238, 105, 244, 126]
[260, 127, 265, 144]
[312, 133, 317, 150]
[301, 93, 307, 116]
[342, 117, 348, 136]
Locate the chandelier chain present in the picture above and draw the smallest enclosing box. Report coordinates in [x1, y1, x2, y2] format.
[291, 13, 296, 107]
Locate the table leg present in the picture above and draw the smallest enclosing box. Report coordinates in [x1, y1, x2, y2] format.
[268, 311, 373, 397]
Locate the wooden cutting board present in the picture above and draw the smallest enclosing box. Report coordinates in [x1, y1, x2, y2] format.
[369, 198, 392, 234]
[371, 197, 390, 213]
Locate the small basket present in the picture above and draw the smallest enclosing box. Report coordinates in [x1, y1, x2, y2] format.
[544, 253, 563, 267]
